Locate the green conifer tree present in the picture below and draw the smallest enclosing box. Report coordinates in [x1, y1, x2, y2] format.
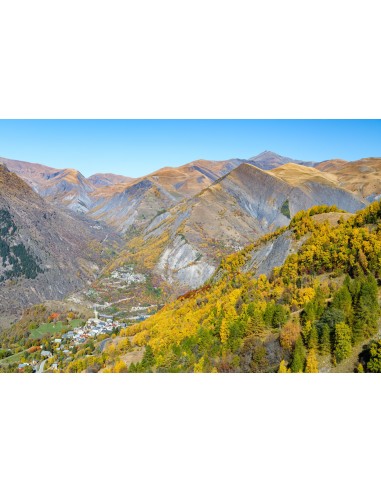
[290, 337, 306, 373]
[334, 322, 352, 363]
[319, 323, 331, 356]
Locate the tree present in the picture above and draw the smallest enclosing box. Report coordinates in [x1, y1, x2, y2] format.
[353, 275, 380, 343]
[272, 304, 288, 329]
[301, 320, 312, 345]
[367, 340, 381, 372]
[305, 349, 319, 373]
[245, 315, 264, 337]
[319, 323, 331, 356]
[220, 318, 229, 345]
[280, 321, 300, 351]
[141, 344, 155, 370]
[308, 325, 319, 350]
[278, 360, 290, 373]
[114, 360, 128, 373]
[290, 337, 306, 373]
[194, 356, 205, 373]
[334, 322, 352, 363]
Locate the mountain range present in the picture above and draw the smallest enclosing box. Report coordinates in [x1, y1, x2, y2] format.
[0, 163, 121, 324]
[1, 150, 380, 325]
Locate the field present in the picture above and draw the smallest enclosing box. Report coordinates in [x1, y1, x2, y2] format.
[29, 319, 84, 339]
[0, 350, 28, 367]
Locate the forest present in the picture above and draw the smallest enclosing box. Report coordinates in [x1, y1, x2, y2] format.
[110, 202, 381, 373]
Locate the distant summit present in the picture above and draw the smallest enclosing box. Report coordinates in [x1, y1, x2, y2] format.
[249, 151, 316, 170]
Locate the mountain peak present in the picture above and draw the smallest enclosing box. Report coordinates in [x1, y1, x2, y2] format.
[248, 151, 316, 170]
[251, 150, 282, 159]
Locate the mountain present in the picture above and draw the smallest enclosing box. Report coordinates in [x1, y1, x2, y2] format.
[3, 157, 96, 213]
[0, 164, 121, 325]
[3, 153, 318, 233]
[4, 156, 245, 230]
[88, 159, 245, 232]
[88, 173, 133, 187]
[103, 162, 366, 304]
[35, 168, 96, 213]
[5, 153, 318, 232]
[315, 157, 381, 201]
[108, 202, 381, 373]
[248, 151, 316, 170]
[314, 159, 348, 173]
[1, 157, 59, 191]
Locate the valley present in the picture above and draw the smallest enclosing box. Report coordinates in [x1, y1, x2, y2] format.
[1, 150, 381, 373]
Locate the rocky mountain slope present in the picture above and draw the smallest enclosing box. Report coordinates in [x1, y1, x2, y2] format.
[4, 152, 319, 232]
[87, 158, 248, 232]
[0, 164, 121, 325]
[3, 157, 131, 213]
[104, 163, 366, 301]
[88, 173, 133, 187]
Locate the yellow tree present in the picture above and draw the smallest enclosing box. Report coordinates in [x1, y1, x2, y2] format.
[278, 360, 290, 373]
[305, 349, 319, 373]
[114, 359, 128, 373]
[280, 321, 300, 351]
[220, 318, 229, 345]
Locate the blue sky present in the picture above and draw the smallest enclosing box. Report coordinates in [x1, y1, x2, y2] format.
[0, 120, 380, 177]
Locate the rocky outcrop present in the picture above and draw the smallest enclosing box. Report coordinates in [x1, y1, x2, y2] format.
[243, 230, 307, 277]
[156, 235, 215, 289]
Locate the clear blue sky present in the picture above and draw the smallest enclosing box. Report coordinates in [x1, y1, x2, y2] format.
[0, 120, 380, 177]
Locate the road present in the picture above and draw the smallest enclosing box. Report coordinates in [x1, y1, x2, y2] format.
[37, 359, 47, 373]
[99, 338, 111, 352]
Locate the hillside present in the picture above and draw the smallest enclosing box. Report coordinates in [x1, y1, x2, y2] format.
[106, 163, 366, 293]
[88, 173, 132, 187]
[87, 158, 247, 232]
[5, 152, 319, 233]
[3, 157, 96, 213]
[315, 157, 381, 201]
[106, 202, 381, 373]
[0, 164, 121, 325]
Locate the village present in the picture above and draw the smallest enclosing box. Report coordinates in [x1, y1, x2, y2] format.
[16, 307, 144, 373]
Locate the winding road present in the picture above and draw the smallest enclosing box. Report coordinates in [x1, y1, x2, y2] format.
[37, 359, 47, 373]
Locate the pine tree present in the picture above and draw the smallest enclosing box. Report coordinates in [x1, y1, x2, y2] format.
[290, 337, 306, 373]
[353, 275, 380, 342]
[319, 323, 331, 356]
[141, 344, 155, 370]
[331, 285, 353, 324]
[308, 325, 319, 350]
[334, 322, 352, 363]
[301, 320, 312, 345]
[272, 304, 288, 329]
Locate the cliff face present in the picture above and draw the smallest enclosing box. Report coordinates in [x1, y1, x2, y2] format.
[0, 164, 121, 324]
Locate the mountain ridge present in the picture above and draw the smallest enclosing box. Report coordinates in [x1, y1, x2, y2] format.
[0, 164, 122, 325]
